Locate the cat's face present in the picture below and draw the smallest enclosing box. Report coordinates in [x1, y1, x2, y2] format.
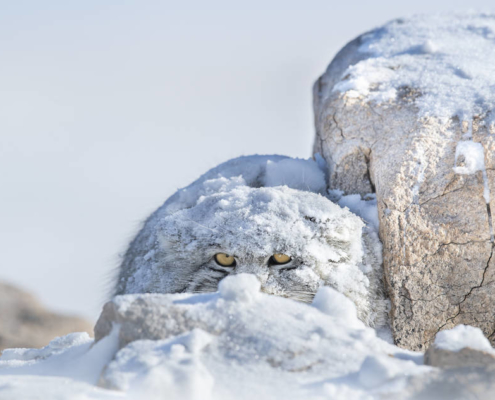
[132, 182, 368, 304]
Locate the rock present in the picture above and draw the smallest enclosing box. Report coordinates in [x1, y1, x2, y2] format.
[424, 325, 495, 368]
[424, 346, 495, 369]
[94, 295, 210, 350]
[313, 14, 495, 350]
[92, 285, 429, 398]
[394, 366, 495, 400]
[0, 282, 93, 351]
[90, 288, 495, 399]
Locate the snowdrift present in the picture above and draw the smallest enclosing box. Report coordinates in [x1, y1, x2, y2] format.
[2, 274, 495, 399]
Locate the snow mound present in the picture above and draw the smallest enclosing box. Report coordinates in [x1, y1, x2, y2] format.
[311, 286, 362, 329]
[333, 13, 495, 124]
[163, 155, 326, 215]
[434, 325, 495, 353]
[218, 273, 261, 303]
[1, 275, 429, 400]
[101, 330, 214, 400]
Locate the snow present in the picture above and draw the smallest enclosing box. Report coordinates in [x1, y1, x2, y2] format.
[218, 273, 261, 303]
[453, 141, 486, 175]
[163, 155, 325, 215]
[0, 326, 119, 385]
[332, 13, 495, 125]
[101, 330, 214, 400]
[434, 324, 495, 353]
[264, 158, 326, 193]
[0, 276, 429, 399]
[453, 140, 491, 206]
[327, 12, 494, 242]
[328, 190, 379, 231]
[358, 355, 423, 390]
[311, 286, 363, 329]
[3, 275, 495, 399]
[156, 185, 369, 301]
[0, 376, 123, 400]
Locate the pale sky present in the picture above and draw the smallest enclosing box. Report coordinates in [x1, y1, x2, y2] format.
[1, 0, 492, 321]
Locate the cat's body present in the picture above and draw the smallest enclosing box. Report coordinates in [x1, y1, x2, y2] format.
[115, 155, 389, 328]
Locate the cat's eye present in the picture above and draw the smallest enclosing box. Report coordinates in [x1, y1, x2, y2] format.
[214, 253, 236, 267]
[270, 253, 292, 265]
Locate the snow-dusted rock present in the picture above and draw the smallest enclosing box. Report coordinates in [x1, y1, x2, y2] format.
[313, 13, 495, 350]
[398, 367, 495, 400]
[425, 325, 495, 368]
[92, 275, 426, 399]
[0, 282, 92, 351]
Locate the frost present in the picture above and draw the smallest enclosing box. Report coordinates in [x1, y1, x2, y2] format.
[434, 325, 495, 353]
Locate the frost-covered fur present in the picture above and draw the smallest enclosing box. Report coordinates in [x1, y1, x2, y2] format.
[115, 155, 389, 327]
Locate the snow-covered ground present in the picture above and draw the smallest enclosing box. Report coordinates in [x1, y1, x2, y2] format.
[1, 274, 492, 400]
[0, 275, 417, 400]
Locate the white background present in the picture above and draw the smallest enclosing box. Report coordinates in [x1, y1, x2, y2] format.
[1, 1, 491, 321]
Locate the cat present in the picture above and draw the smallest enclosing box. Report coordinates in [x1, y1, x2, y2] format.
[114, 155, 389, 328]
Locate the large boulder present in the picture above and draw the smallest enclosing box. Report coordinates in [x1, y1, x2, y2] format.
[313, 14, 495, 350]
[0, 282, 92, 351]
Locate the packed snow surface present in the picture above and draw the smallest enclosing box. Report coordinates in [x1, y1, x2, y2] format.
[333, 13, 495, 124]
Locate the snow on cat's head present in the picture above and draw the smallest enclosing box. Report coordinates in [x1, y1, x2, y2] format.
[158, 182, 366, 301]
[116, 156, 372, 315]
[116, 156, 380, 326]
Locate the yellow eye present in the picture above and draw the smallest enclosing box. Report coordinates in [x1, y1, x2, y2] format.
[271, 253, 291, 265]
[214, 253, 236, 267]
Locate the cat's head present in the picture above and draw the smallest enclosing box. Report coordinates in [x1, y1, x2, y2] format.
[119, 173, 370, 310]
